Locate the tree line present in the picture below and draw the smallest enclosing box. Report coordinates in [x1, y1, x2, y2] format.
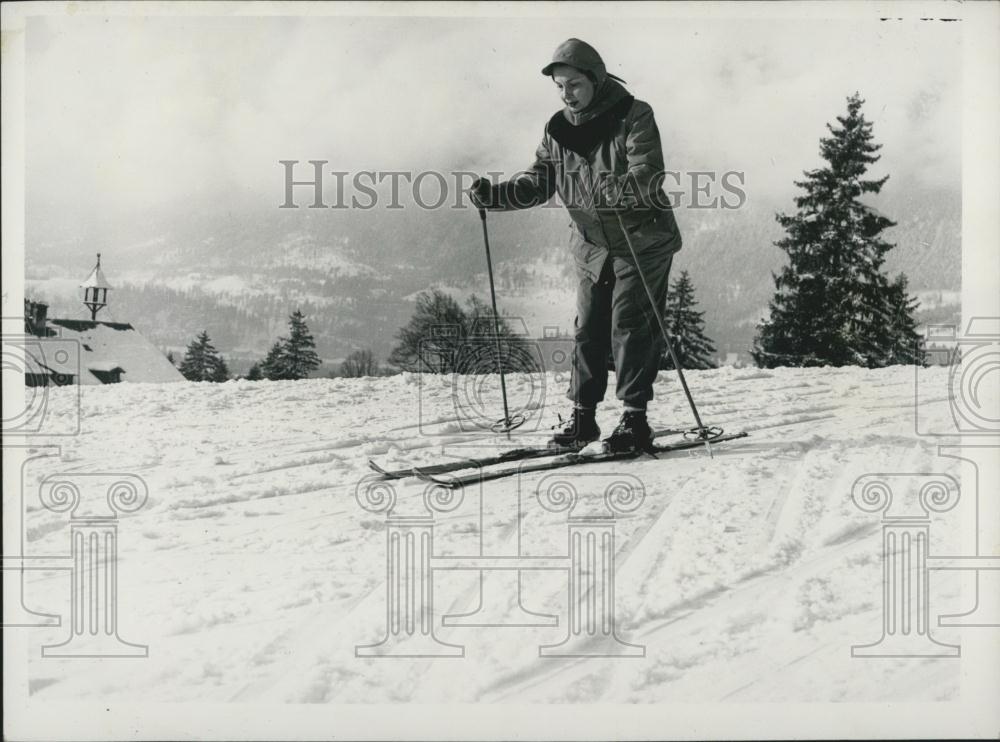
[173, 309, 385, 382]
[175, 310, 322, 382]
[171, 271, 719, 383]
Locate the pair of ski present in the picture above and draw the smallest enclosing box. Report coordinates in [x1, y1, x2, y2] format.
[369, 427, 748, 489]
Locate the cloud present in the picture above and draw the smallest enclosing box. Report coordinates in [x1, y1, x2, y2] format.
[26, 14, 961, 227]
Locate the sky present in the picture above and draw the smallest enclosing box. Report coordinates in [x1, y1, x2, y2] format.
[26, 11, 962, 230]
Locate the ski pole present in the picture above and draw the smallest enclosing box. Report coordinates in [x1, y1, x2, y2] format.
[614, 210, 715, 456]
[478, 208, 519, 436]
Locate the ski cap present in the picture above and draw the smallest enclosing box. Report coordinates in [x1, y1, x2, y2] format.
[541, 38, 627, 85]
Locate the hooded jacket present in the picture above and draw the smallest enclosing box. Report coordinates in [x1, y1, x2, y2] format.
[482, 76, 682, 281]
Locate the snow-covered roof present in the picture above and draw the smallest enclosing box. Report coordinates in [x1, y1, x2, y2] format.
[21, 337, 80, 377]
[37, 319, 184, 385]
[87, 361, 125, 373]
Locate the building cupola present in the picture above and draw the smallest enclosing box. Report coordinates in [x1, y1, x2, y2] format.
[81, 253, 112, 320]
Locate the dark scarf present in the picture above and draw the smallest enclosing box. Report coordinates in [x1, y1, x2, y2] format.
[547, 79, 634, 157]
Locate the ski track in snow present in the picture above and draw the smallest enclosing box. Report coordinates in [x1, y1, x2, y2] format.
[18, 366, 968, 703]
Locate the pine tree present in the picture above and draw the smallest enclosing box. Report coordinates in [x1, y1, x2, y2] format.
[282, 310, 321, 380]
[261, 341, 287, 381]
[752, 93, 923, 368]
[179, 336, 207, 381]
[880, 274, 924, 366]
[179, 330, 229, 382]
[211, 355, 230, 383]
[662, 271, 717, 370]
[246, 362, 263, 381]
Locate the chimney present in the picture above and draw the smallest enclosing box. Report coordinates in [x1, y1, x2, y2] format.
[34, 302, 48, 335]
[24, 300, 49, 337]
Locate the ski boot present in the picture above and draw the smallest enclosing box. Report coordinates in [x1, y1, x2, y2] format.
[603, 410, 653, 453]
[549, 407, 601, 450]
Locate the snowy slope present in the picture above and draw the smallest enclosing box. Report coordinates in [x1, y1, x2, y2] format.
[14, 366, 976, 704]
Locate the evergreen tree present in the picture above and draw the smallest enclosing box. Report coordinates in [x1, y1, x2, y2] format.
[261, 341, 287, 381]
[179, 330, 229, 382]
[246, 362, 263, 381]
[662, 271, 717, 370]
[282, 310, 322, 380]
[752, 93, 923, 368]
[881, 274, 924, 366]
[211, 355, 230, 383]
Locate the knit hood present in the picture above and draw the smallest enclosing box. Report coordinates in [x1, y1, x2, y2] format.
[540, 38, 630, 126]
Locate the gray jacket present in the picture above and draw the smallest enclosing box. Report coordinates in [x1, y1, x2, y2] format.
[484, 82, 682, 281]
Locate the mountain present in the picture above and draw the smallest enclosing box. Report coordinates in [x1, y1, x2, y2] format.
[26, 184, 959, 368]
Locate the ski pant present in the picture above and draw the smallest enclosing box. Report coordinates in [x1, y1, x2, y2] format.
[568, 247, 673, 410]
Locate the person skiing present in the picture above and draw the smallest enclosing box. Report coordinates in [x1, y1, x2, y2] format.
[469, 38, 683, 452]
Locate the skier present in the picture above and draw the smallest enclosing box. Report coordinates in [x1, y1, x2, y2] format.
[469, 38, 683, 452]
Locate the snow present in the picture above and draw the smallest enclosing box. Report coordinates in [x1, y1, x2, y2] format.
[85, 361, 124, 373]
[45, 319, 185, 384]
[11, 365, 981, 706]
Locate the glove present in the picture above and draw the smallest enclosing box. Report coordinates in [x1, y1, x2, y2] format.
[468, 177, 493, 209]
